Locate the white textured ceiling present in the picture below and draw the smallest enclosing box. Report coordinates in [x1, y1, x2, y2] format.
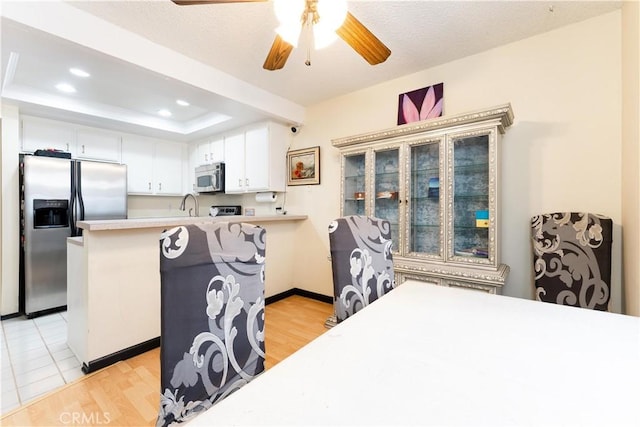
[1, 0, 622, 140]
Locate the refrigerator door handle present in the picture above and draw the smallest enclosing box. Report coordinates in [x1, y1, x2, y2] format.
[70, 161, 77, 236]
[77, 162, 85, 222]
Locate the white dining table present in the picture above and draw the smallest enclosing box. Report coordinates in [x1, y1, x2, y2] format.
[188, 280, 640, 426]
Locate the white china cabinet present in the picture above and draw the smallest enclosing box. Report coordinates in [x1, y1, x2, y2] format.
[334, 104, 513, 293]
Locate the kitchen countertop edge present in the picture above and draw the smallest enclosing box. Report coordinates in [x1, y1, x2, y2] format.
[76, 215, 308, 231]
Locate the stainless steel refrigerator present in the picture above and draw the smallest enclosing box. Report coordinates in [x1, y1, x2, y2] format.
[20, 154, 127, 317]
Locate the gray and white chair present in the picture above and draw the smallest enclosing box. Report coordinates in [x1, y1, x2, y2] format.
[531, 212, 612, 311]
[328, 215, 396, 324]
[157, 222, 266, 426]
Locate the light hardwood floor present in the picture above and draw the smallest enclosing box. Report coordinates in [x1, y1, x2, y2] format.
[1, 295, 333, 426]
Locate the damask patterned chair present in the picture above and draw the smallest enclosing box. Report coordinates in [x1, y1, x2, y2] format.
[328, 215, 396, 324]
[156, 222, 266, 427]
[531, 212, 612, 311]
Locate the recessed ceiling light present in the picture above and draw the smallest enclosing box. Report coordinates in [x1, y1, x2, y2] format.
[69, 68, 90, 78]
[176, 99, 190, 107]
[158, 109, 172, 117]
[55, 83, 76, 93]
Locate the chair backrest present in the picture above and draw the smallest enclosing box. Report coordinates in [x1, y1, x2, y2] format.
[328, 215, 395, 323]
[531, 212, 612, 310]
[157, 222, 266, 427]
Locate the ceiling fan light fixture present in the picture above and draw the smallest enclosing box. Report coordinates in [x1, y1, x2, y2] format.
[276, 24, 301, 47]
[274, 0, 305, 46]
[313, 25, 338, 49]
[316, 0, 347, 31]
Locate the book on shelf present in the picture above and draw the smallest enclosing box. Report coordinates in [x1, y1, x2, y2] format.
[475, 210, 489, 227]
[428, 177, 439, 198]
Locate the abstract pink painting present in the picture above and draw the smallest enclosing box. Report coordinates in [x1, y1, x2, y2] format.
[397, 82, 444, 125]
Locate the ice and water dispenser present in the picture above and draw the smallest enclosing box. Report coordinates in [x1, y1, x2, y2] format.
[32, 199, 69, 229]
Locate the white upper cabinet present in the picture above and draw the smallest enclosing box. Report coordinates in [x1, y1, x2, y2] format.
[122, 135, 185, 196]
[244, 125, 270, 192]
[223, 122, 289, 194]
[121, 136, 154, 194]
[21, 116, 76, 155]
[196, 137, 224, 166]
[153, 141, 184, 195]
[223, 132, 245, 193]
[21, 116, 121, 163]
[76, 128, 121, 162]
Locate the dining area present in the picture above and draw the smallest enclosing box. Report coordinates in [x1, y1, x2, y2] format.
[159, 216, 640, 426]
[186, 279, 640, 426]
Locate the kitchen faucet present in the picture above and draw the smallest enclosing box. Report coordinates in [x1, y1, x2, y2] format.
[179, 193, 199, 217]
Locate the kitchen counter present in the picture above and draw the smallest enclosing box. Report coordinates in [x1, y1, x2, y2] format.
[76, 214, 307, 231]
[67, 214, 308, 373]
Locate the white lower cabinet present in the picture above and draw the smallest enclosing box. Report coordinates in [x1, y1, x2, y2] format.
[122, 136, 185, 195]
[223, 122, 289, 194]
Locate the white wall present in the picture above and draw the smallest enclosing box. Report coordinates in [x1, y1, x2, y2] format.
[1, 105, 21, 315]
[286, 11, 625, 312]
[621, 1, 640, 316]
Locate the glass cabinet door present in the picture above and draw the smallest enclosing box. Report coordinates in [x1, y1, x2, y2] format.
[408, 140, 442, 257]
[451, 134, 490, 261]
[342, 152, 367, 216]
[373, 148, 400, 251]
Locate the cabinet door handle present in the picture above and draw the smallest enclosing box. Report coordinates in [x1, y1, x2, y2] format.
[205, 154, 208, 162]
[245, 178, 249, 186]
[66, 143, 69, 151]
[238, 179, 242, 187]
[82, 144, 85, 154]
[159, 183, 162, 191]
[148, 182, 152, 191]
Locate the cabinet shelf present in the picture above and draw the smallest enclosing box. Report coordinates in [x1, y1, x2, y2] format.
[454, 225, 490, 231]
[412, 168, 440, 177]
[412, 224, 440, 230]
[454, 194, 488, 200]
[454, 163, 489, 174]
[375, 171, 399, 179]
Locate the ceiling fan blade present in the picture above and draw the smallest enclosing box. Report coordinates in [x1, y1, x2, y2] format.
[336, 12, 391, 65]
[171, 0, 266, 5]
[263, 35, 294, 71]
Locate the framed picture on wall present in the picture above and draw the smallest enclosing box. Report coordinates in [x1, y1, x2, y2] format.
[287, 146, 320, 186]
[397, 82, 444, 125]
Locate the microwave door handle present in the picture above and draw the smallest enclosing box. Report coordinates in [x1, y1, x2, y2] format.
[212, 173, 217, 190]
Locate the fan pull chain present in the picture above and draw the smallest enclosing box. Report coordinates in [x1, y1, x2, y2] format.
[305, 15, 312, 66]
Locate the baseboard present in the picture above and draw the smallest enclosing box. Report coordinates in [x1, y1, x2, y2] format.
[0, 312, 22, 321]
[266, 288, 333, 305]
[26, 305, 67, 319]
[82, 337, 160, 374]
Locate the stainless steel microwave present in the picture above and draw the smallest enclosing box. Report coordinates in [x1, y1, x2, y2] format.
[194, 163, 225, 193]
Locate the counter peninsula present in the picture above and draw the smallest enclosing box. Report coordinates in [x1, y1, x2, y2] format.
[67, 215, 307, 373]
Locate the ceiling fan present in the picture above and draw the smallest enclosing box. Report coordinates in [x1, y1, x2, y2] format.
[171, 0, 391, 70]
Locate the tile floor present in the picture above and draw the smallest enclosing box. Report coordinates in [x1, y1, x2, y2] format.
[1, 311, 84, 415]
